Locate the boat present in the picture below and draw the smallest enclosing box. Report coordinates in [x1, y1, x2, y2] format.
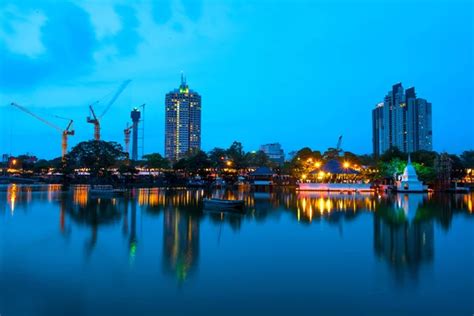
[203, 198, 245, 211]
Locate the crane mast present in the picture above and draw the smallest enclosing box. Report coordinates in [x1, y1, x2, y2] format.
[87, 105, 100, 140]
[87, 80, 132, 141]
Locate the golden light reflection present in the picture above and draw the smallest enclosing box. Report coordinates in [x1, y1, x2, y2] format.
[463, 194, 473, 213]
[295, 193, 378, 222]
[7, 184, 18, 214]
[73, 186, 89, 207]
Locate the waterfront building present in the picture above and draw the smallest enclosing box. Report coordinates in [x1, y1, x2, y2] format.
[165, 74, 201, 161]
[260, 143, 285, 165]
[372, 83, 432, 157]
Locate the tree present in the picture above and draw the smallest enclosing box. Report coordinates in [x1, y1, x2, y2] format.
[69, 140, 126, 179]
[357, 154, 376, 166]
[186, 151, 211, 174]
[208, 147, 227, 168]
[379, 147, 407, 162]
[460, 150, 474, 168]
[245, 150, 271, 167]
[173, 151, 211, 176]
[411, 150, 438, 168]
[142, 153, 170, 169]
[226, 141, 246, 169]
[378, 158, 406, 180]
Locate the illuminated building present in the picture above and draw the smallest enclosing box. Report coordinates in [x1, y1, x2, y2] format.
[165, 74, 201, 161]
[259, 143, 285, 165]
[372, 83, 432, 157]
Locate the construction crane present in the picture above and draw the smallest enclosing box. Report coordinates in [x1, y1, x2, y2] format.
[11, 102, 74, 159]
[124, 123, 133, 155]
[336, 135, 344, 157]
[87, 79, 132, 140]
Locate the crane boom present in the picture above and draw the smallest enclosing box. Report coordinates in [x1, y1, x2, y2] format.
[11, 102, 62, 132]
[11, 102, 74, 159]
[336, 135, 343, 151]
[99, 79, 132, 118]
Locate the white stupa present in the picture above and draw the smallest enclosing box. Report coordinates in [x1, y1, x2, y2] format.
[396, 155, 427, 192]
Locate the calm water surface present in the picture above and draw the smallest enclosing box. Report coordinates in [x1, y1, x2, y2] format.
[1, 186, 473, 316]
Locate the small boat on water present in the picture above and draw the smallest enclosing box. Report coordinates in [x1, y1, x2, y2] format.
[203, 198, 245, 211]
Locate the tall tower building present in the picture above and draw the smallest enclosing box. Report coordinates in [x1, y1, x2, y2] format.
[372, 83, 432, 157]
[165, 74, 202, 162]
[130, 108, 141, 161]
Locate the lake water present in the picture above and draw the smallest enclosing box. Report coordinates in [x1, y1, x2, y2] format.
[1, 186, 473, 316]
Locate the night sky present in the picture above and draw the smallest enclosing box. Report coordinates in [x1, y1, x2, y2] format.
[0, 0, 472, 159]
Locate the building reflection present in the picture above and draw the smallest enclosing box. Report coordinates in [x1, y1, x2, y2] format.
[162, 207, 200, 283]
[374, 194, 434, 282]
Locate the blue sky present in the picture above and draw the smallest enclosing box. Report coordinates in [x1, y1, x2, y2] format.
[0, 0, 473, 159]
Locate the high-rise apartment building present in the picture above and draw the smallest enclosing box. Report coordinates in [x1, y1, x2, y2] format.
[372, 83, 432, 157]
[165, 74, 201, 161]
[260, 143, 285, 165]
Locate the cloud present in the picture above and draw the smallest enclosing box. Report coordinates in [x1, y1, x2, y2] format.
[0, 5, 47, 58]
[113, 5, 141, 56]
[0, 1, 97, 92]
[152, 0, 173, 25]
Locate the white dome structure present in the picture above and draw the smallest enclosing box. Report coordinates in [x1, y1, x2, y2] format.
[396, 156, 427, 192]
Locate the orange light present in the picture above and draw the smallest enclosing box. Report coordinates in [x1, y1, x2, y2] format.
[343, 161, 350, 169]
[314, 161, 321, 168]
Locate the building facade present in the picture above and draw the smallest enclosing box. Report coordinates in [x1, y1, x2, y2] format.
[372, 83, 432, 157]
[165, 75, 202, 161]
[260, 143, 285, 165]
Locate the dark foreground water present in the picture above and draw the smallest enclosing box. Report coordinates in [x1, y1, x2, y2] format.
[0, 186, 473, 316]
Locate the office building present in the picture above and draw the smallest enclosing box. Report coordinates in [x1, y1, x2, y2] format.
[165, 74, 201, 161]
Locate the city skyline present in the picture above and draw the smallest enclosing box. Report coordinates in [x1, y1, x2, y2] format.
[0, 0, 472, 159]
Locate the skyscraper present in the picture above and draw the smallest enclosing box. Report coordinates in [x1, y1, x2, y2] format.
[165, 74, 202, 161]
[372, 83, 432, 157]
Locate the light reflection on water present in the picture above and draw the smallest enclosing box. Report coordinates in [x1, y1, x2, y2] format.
[0, 185, 473, 315]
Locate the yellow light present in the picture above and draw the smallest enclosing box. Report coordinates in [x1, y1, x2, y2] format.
[314, 161, 321, 168]
[226, 161, 232, 167]
[343, 161, 350, 169]
[301, 174, 307, 180]
[307, 158, 313, 163]
[318, 171, 325, 177]
[12, 159, 17, 165]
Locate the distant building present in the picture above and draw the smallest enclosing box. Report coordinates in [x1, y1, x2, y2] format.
[372, 83, 432, 157]
[165, 74, 202, 162]
[1, 154, 9, 163]
[260, 143, 285, 165]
